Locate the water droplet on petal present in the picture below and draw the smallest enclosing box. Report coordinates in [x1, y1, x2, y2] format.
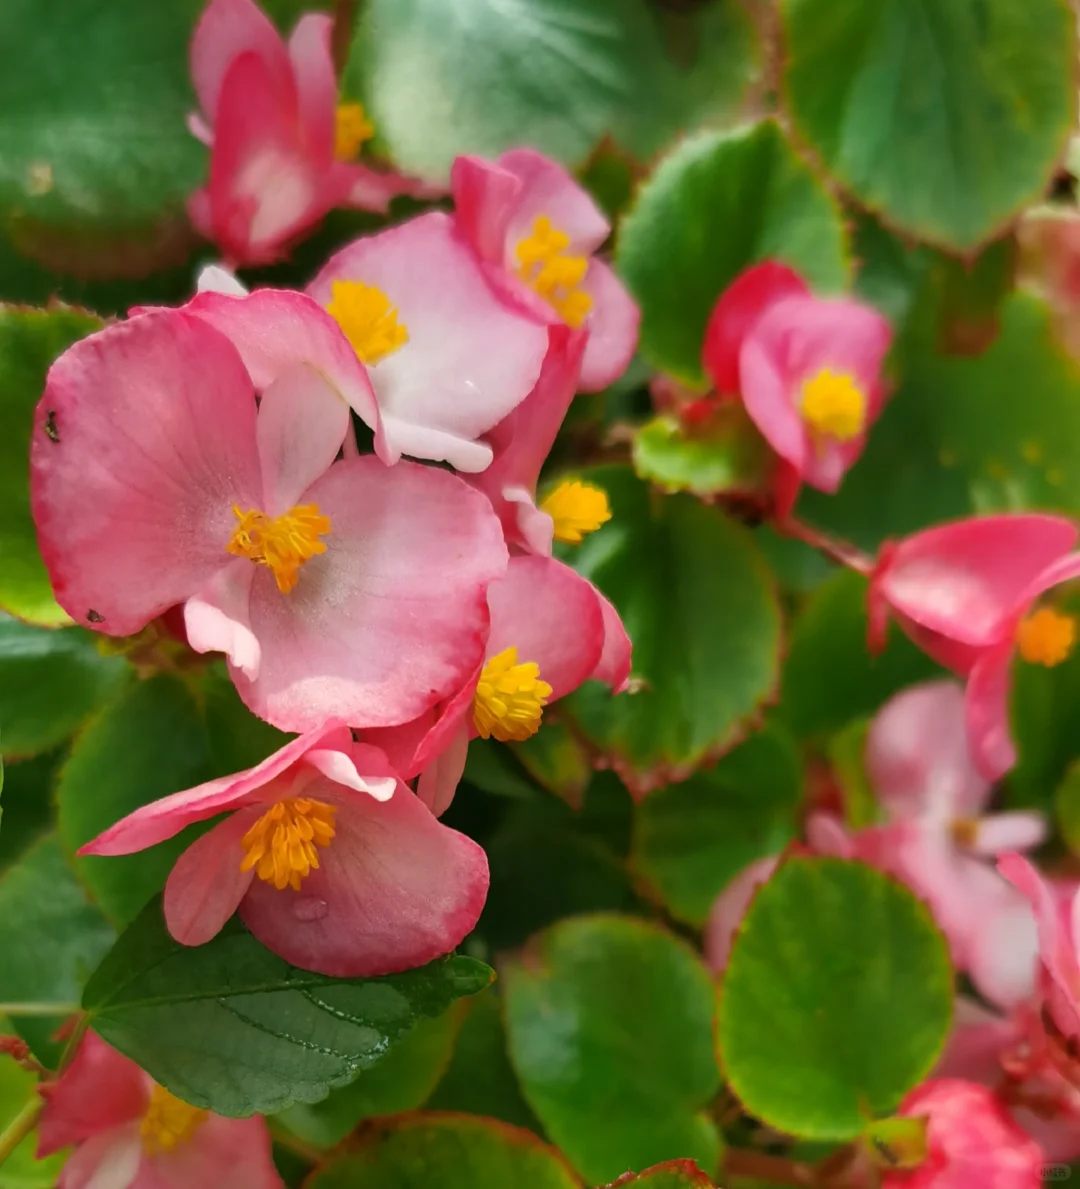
[291, 896, 329, 922]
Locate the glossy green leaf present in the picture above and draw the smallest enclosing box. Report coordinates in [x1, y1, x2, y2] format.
[504, 915, 722, 1183]
[0, 615, 128, 759]
[604, 1164, 715, 1188]
[632, 726, 802, 926]
[617, 121, 850, 385]
[308, 1113, 579, 1189]
[718, 857, 953, 1140]
[513, 721, 593, 808]
[0, 306, 103, 626]
[632, 409, 773, 500]
[57, 673, 211, 926]
[0, 1055, 66, 1187]
[781, 0, 1075, 251]
[82, 898, 493, 1117]
[561, 466, 781, 795]
[351, 0, 757, 180]
[201, 664, 291, 776]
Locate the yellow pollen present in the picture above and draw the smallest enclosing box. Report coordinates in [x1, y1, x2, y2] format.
[800, 367, 867, 442]
[227, 503, 330, 594]
[140, 1084, 208, 1156]
[515, 215, 594, 329]
[541, 480, 611, 544]
[335, 102, 375, 161]
[473, 646, 552, 743]
[240, 797, 337, 892]
[326, 279, 409, 365]
[1017, 607, 1077, 668]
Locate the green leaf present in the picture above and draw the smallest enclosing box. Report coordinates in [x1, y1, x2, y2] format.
[0, 1056, 66, 1188]
[201, 663, 291, 776]
[780, 0, 1075, 251]
[561, 466, 781, 794]
[82, 897, 493, 1117]
[0, 306, 103, 626]
[632, 409, 773, 500]
[604, 1163, 715, 1188]
[512, 721, 593, 808]
[617, 121, 850, 386]
[0, 751, 60, 872]
[307, 1113, 579, 1189]
[780, 569, 942, 739]
[1056, 762, 1080, 855]
[718, 857, 953, 1141]
[504, 915, 722, 1184]
[632, 725, 802, 926]
[274, 1008, 463, 1148]
[351, 0, 757, 180]
[57, 673, 211, 926]
[0, 615, 128, 759]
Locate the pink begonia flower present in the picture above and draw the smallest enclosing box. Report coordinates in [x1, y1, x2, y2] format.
[702, 261, 892, 509]
[364, 552, 631, 817]
[38, 1032, 281, 1189]
[308, 212, 550, 471]
[81, 723, 488, 977]
[880, 1079, 1043, 1189]
[704, 855, 780, 974]
[869, 514, 1080, 781]
[450, 149, 639, 392]
[187, 0, 435, 266]
[31, 308, 507, 732]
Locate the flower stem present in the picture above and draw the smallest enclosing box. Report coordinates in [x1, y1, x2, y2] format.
[780, 517, 875, 575]
[0, 1095, 43, 1169]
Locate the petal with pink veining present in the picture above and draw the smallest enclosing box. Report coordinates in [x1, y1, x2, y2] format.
[450, 154, 521, 263]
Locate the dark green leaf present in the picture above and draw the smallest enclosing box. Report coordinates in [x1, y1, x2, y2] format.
[603, 1163, 715, 1188]
[512, 721, 593, 808]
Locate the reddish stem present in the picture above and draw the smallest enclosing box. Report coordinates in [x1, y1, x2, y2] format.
[780, 516, 875, 576]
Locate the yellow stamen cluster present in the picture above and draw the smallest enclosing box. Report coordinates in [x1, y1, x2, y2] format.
[240, 797, 337, 892]
[326, 280, 409, 365]
[541, 480, 611, 544]
[1017, 607, 1077, 668]
[335, 102, 375, 161]
[140, 1085, 208, 1156]
[800, 367, 867, 442]
[227, 504, 331, 594]
[515, 215, 593, 329]
[473, 647, 552, 742]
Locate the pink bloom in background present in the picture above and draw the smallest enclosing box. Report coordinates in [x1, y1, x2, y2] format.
[869, 514, 1080, 780]
[702, 261, 892, 512]
[880, 1079, 1042, 1189]
[38, 1032, 281, 1189]
[81, 723, 488, 977]
[188, 0, 434, 266]
[308, 211, 550, 471]
[450, 149, 639, 391]
[31, 308, 507, 732]
[704, 855, 780, 974]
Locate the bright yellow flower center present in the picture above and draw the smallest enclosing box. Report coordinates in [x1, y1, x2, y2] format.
[473, 647, 552, 743]
[515, 215, 593, 329]
[800, 367, 867, 441]
[227, 504, 331, 594]
[335, 102, 375, 161]
[140, 1084, 208, 1156]
[326, 280, 409, 365]
[240, 797, 337, 892]
[1017, 607, 1076, 667]
[541, 480, 611, 544]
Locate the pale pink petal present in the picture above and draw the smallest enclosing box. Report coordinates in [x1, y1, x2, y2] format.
[935, 996, 1018, 1085]
[360, 707, 444, 782]
[79, 723, 353, 855]
[577, 258, 640, 392]
[308, 212, 549, 471]
[239, 783, 489, 976]
[704, 855, 780, 974]
[505, 487, 555, 555]
[339, 162, 445, 213]
[164, 809, 260, 947]
[703, 261, 809, 394]
[184, 560, 259, 679]
[184, 288, 382, 454]
[969, 813, 1049, 856]
[965, 882, 1039, 1010]
[146, 1115, 281, 1189]
[187, 112, 214, 147]
[31, 311, 262, 637]
[39, 1035, 146, 1156]
[1015, 550, 1080, 611]
[417, 727, 470, 818]
[406, 676, 479, 778]
[190, 0, 290, 122]
[235, 457, 507, 731]
[966, 642, 1019, 782]
[498, 149, 611, 258]
[301, 748, 397, 801]
[196, 263, 248, 295]
[872, 515, 1078, 650]
[58, 1125, 142, 1189]
[287, 14, 336, 166]
[450, 154, 521, 263]
[590, 584, 632, 692]
[805, 812, 854, 858]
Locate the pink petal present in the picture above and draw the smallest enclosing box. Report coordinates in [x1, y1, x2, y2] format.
[57, 1125, 143, 1189]
[866, 680, 989, 820]
[360, 705, 446, 782]
[187, 112, 214, 147]
[239, 783, 489, 977]
[31, 311, 262, 637]
[190, 0, 290, 122]
[703, 261, 809, 395]
[704, 855, 780, 974]
[287, 14, 336, 166]
[235, 457, 508, 731]
[196, 263, 248, 295]
[308, 212, 549, 471]
[578, 258, 640, 392]
[417, 727, 470, 818]
[872, 514, 1078, 650]
[497, 148, 611, 258]
[147, 1115, 281, 1189]
[965, 642, 1018, 782]
[969, 812, 1048, 856]
[164, 808, 260, 947]
[590, 584, 632, 692]
[1015, 549, 1080, 609]
[450, 154, 521, 263]
[39, 1035, 146, 1156]
[302, 746, 397, 801]
[79, 722, 353, 855]
[964, 882, 1039, 1010]
[184, 559, 259, 679]
[339, 161, 445, 214]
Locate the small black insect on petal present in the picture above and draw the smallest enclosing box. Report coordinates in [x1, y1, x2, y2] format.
[44, 410, 60, 443]
[86, 609, 104, 624]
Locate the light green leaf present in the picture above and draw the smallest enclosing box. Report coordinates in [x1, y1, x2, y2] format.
[632, 408, 773, 500]
[0, 1057, 66, 1188]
